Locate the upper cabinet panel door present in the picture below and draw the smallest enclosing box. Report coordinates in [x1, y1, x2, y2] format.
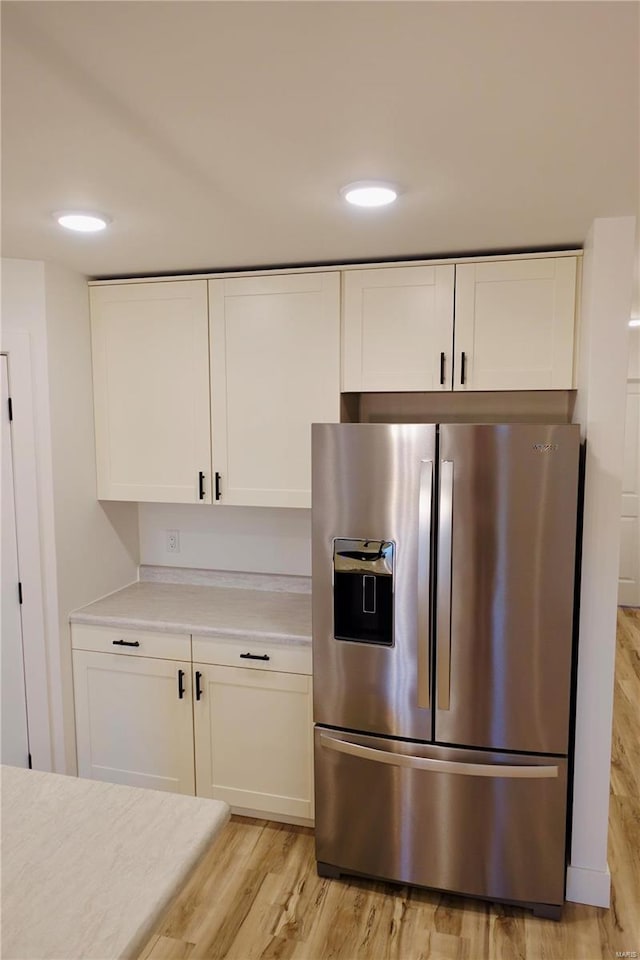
[342, 265, 455, 392]
[209, 273, 340, 508]
[90, 281, 212, 503]
[453, 258, 577, 391]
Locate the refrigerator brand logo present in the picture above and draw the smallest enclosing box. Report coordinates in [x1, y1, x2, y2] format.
[532, 443, 559, 452]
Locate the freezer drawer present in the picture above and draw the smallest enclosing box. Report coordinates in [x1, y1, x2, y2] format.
[314, 728, 568, 909]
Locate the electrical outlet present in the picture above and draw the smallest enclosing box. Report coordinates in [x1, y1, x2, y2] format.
[166, 530, 180, 554]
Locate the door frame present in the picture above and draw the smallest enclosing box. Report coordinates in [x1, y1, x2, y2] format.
[2, 337, 53, 769]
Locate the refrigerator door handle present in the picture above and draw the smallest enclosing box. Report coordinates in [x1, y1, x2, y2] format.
[319, 731, 559, 779]
[437, 460, 454, 710]
[417, 459, 433, 709]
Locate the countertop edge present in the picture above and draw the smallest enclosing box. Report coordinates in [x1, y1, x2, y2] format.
[122, 807, 231, 960]
[69, 612, 312, 646]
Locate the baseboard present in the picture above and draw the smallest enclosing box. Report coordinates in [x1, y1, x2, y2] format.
[565, 864, 611, 907]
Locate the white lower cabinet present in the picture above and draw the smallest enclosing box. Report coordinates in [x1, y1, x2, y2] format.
[193, 663, 314, 820]
[72, 626, 314, 823]
[73, 648, 195, 794]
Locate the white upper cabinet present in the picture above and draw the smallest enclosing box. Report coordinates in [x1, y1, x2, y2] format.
[209, 273, 340, 508]
[342, 265, 456, 391]
[90, 281, 212, 502]
[453, 257, 577, 391]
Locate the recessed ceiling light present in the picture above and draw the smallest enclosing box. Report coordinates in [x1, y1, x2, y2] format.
[629, 317, 640, 328]
[54, 211, 110, 233]
[340, 181, 399, 208]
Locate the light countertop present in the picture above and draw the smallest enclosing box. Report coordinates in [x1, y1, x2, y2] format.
[70, 568, 312, 645]
[1, 765, 229, 960]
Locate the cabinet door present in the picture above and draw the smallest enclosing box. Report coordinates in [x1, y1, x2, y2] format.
[209, 273, 340, 508]
[342, 265, 455, 391]
[454, 258, 577, 391]
[90, 281, 212, 502]
[73, 650, 195, 794]
[193, 663, 314, 820]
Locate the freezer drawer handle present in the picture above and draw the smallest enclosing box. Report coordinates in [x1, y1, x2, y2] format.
[320, 732, 559, 779]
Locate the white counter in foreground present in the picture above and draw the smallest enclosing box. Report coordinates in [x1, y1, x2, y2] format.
[1, 766, 230, 960]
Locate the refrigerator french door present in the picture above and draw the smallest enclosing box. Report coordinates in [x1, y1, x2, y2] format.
[311, 422, 580, 918]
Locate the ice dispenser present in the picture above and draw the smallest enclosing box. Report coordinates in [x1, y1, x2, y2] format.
[333, 539, 394, 645]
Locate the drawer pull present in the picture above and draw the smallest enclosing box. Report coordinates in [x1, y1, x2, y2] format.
[112, 639, 140, 648]
[178, 669, 185, 699]
[240, 652, 270, 661]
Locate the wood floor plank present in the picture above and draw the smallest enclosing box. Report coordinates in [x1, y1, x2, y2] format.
[144, 936, 196, 959]
[135, 608, 640, 960]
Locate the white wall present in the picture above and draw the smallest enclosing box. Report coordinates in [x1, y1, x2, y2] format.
[44, 261, 139, 773]
[1, 257, 139, 774]
[568, 216, 636, 907]
[139, 503, 311, 576]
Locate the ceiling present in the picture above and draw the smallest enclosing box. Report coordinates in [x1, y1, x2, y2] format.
[1, 1, 638, 283]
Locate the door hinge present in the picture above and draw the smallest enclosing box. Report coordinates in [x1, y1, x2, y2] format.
[28, 753, 32, 769]
[18, 582, 23, 604]
[8, 397, 13, 421]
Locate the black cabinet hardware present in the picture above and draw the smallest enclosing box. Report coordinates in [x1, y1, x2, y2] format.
[215, 472, 222, 501]
[199, 471, 205, 500]
[8, 397, 13, 421]
[195, 670, 203, 701]
[178, 669, 185, 699]
[240, 652, 270, 661]
[460, 351, 467, 385]
[440, 352, 445, 385]
[112, 639, 140, 647]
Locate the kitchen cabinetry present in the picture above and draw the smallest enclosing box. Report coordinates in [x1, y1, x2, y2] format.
[454, 257, 577, 390]
[192, 636, 313, 819]
[72, 626, 194, 794]
[209, 273, 340, 508]
[90, 281, 212, 502]
[342, 265, 455, 391]
[72, 625, 314, 823]
[342, 256, 577, 393]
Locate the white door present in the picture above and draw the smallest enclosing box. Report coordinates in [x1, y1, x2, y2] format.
[73, 650, 195, 794]
[454, 257, 577, 390]
[209, 273, 340, 508]
[619, 331, 640, 606]
[342, 265, 455, 391]
[90, 280, 212, 503]
[1, 355, 30, 767]
[193, 663, 314, 819]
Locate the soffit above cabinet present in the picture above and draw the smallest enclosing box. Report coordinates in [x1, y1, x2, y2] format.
[88, 250, 582, 286]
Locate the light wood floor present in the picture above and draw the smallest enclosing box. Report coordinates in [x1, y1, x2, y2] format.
[139, 609, 640, 960]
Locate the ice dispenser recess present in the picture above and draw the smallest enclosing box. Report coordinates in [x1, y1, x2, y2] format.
[333, 539, 394, 646]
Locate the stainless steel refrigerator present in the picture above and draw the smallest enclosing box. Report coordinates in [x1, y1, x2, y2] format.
[311, 423, 580, 919]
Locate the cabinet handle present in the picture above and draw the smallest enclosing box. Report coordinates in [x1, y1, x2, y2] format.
[177, 669, 185, 699]
[239, 652, 270, 661]
[440, 352, 445, 386]
[215, 472, 222, 501]
[112, 639, 140, 648]
[198, 471, 205, 500]
[460, 352, 467, 386]
[195, 670, 203, 701]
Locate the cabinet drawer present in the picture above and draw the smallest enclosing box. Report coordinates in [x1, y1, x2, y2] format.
[71, 624, 190, 661]
[192, 635, 312, 675]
